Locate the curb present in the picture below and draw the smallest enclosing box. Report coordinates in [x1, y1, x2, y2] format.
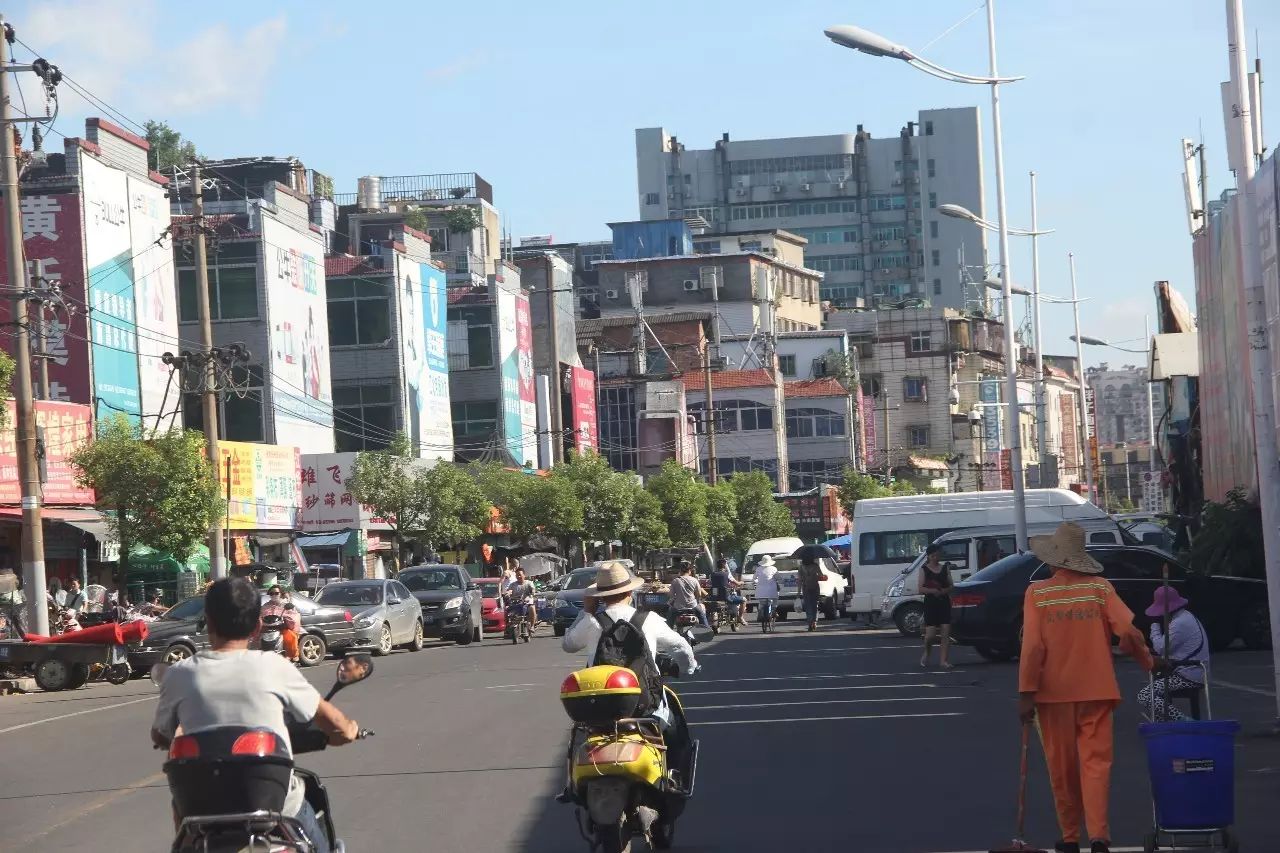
[0, 677, 35, 695]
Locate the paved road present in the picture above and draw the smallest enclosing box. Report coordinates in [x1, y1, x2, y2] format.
[0, 618, 1275, 852]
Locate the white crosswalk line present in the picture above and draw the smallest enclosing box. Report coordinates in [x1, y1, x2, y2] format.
[681, 683, 940, 697]
[697, 711, 964, 725]
[684, 695, 962, 711]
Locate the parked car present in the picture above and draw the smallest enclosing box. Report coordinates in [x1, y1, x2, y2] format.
[398, 564, 483, 645]
[475, 578, 508, 636]
[881, 518, 1129, 637]
[314, 580, 424, 656]
[949, 544, 1270, 661]
[550, 567, 604, 637]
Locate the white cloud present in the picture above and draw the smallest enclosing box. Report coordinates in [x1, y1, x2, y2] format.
[158, 16, 288, 112]
[424, 51, 489, 83]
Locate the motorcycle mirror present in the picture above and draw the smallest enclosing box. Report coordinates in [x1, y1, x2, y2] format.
[150, 662, 170, 688]
[326, 653, 374, 700]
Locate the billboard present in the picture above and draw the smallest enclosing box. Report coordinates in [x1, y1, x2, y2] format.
[0, 192, 90, 405]
[261, 212, 333, 453]
[980, 378, 1002, 452]
[81, 154, 141, 422]
[0, 401, 94, 504]
[127, 174, 179, 428]
[217, 440, 300, 530]
[497, 284, 536, 466]
[569, 366, 598, 453]
[860, 394, 877, 468]
[402, 261, 452, 460]
[298, 452, 390, 532]
[515, 292, 538, 465]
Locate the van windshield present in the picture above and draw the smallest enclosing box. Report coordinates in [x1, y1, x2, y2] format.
[743, 553, 787, 573]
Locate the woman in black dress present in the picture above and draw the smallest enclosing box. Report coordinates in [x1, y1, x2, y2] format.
[918, 544, 955, 669]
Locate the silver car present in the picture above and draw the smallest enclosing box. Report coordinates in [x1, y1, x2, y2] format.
[314, 579, 424, 656]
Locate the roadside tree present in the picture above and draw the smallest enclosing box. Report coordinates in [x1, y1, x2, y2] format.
[725, 471, 795, 557]
[346, 433, 433, 572]
[646, 460, 708, 547]
[554, 451, 636, 554]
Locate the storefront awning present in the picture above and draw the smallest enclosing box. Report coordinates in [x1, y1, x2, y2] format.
[0, 507, 111, 539]
[297, 531, 354, 549]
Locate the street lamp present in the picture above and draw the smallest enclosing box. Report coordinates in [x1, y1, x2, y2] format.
[827, 2, 1032, 550]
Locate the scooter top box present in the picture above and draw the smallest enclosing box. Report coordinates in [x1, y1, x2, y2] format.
[560, 665, 642, 725]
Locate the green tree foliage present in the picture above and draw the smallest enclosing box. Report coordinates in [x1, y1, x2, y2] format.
[444, 206, 483, 233]
[554, 451, 636, 546]
[890, 479, 919, 496]
[705, 480, 738, 552]
[836, 467, 891, 517]
[346, 434, 428, 571]
[1191, 488, 1264, 578]
[412, 462, 492, 552]
[70, 417, 222, 584]
[404, 208, 430, 232]
[143, 121, 199, 173]
[645, 460, 708, 547]
[627, 490, 671, 553]
[724, 471, 795, 557]
[0, 348, 14, 428]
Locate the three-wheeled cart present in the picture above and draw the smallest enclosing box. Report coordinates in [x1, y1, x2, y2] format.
[0, 639, 128, 691]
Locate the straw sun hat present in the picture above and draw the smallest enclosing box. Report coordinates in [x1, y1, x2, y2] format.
[1029, 522, 1104, 575]
[586, 561, 644, 597]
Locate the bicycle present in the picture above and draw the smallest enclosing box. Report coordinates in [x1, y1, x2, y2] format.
[757, 597, 777, 634]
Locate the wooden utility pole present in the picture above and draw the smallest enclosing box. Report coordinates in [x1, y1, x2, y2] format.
[191, 164, 227, 579]
[703, 338, 717, 484]
[0, 24, 48, 634]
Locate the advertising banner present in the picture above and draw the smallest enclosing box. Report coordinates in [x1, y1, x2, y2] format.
[0, 401, 94, 504]
[127, 174, 179, 427]
[81, 154, 140, 422]
[980, 378, 1002, 452]
[217, 441, 301, 530]
[515, 292, 538, 466]
[262, 213, 333, 453]
[497, 285, 524, 465]
[983, 450, 1003, 491]
[297, 452, 390, 532]
[402, 261, 452, 460]
[0, 192, 90, 404]
[860, 393, 877, 468]
[569, 366, 598, 453]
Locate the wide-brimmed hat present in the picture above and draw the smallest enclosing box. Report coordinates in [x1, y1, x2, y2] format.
[757, 555, 776, 569]
[1029, 522, 1103, 574]
[1146, 586, 1189, 618]
[586, 561, 644, 597]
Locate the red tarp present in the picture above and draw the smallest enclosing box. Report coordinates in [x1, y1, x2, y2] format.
[24, 620, 149, 645]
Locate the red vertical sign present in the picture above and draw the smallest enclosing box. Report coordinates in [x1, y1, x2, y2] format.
[570, 366, 598, 453]
[0, 192, 91, 404]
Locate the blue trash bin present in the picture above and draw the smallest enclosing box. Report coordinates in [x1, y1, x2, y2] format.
[1139, 719, 1240, 830]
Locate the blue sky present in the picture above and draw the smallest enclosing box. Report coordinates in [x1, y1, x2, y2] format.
[13, 0, 1280, 366]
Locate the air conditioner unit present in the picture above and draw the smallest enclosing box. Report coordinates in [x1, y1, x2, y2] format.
[772, 183, 784, 193]
[835, 180, 848, 190]
[800, 183, 812, 192]
[735, 187, 747, 197]
[682, 279, 700, 292]
[892, 177, 903, 186]
[879, 241, 890, 250]
[605, 289, 620, 300]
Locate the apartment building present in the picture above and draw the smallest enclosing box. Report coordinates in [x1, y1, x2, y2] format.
[635, 108, 986, 309]
[1086, 362, 1165, 449]
[685, 368, 787, 489]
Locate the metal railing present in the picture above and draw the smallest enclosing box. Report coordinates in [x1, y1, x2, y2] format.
[333, 173, 493, 208]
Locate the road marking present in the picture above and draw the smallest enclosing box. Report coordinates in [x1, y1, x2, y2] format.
[931, 849, 1143, 853]
[699, 645, 919, 655]
[686, 695, 962, 711]
[484, 683, 540, 689]
[681, 683, 939, 697]
[1213, 677, 1275, 697]
[696, 711, 964, 726]
[0, 694, 157, 734]
[688, 671, 964, 685]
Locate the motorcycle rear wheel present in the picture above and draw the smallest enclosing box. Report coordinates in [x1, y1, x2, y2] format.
[651, 817, 677, 850]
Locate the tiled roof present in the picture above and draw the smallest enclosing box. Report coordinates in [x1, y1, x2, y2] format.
[907, 454, 950, 472]
[325, 255, 391, 277]
[784, 378, 848, 398]
[682, 368, 775, 392]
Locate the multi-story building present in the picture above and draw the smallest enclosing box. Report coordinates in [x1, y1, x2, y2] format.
[1086, 362, 1165, 449]
[634, 108, 987, 309]
[511, 238, 614, 320]
[324, 217, 452, 459]
[685, 368, 786, 489]
[171, 157, 335, 454]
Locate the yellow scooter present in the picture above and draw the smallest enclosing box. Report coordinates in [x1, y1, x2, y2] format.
[559, 663, 697, 852]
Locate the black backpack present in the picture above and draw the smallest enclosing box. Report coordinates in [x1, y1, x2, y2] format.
[595, 611, 663, 716]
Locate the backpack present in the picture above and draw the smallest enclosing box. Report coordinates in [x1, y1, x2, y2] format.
[594, 611, 663, 716]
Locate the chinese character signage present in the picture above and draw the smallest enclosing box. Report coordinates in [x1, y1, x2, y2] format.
[980, 378, 1002, 453]
[569, 366, 598, 453]
[401, 261, 452, 460]
[217, 441, 300, 530]
[297, 452, 391, 532]
[127, 174, 179, 427]
[515, 292, 538, 465]
[0, 401, 94, 504]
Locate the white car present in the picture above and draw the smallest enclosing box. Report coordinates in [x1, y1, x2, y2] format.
[774, 556, 849, 621]
[739, 537, 805, 610]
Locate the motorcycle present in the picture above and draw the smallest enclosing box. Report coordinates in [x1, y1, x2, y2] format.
[153, 652, 376, 853]
[87, 660, 132, 685]
[670, 609, 712, 647]
[504, 602, 532, 644]
[707, 598, 743, 634]
[558, 656, 698, 853]
[258, 614, 287, 654]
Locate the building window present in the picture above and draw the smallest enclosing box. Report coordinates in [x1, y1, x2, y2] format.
[903, 376, 928, 402]
[644, 192, 660, 206]
[927, 158, 936, 178]
[689, 399, 774, 433]
[786, 407, 846, 438]
[908, 425, 930, 447]
[427, 228, 448, 252]
[334, 384, 395, 452]
[930, 220, 939, 239]
[850, 335, 873, 359]
[599, 386, 637, 472]
[894, 159, 903, 171]
[788, 459, 845, 491]
[861, 376, 882, 398]
[451, 401, 498, 439]
[933, 278, 942, 295]
[693, 240, 721, 255]
[778, 354, 797, 377]
[446, 308, 494, 370]
[925, 120, 934, 136]
[327, 278, 391, 347]
[910, 331, 932, 352]
[928, 193, 937, 209]
[178, 265, 258, 322]
[931, 249, 941, 267]
[183, 363, 265, 443]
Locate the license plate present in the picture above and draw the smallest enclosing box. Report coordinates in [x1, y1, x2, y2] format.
[423, 615, 436, 624]
[110, 645, 127, 664]
[644, 594, 665, 604]
[0, 644, 9, 659]
[794, 598, 803, 611]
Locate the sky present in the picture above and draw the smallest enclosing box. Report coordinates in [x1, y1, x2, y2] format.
[10, 0, 1280, 367]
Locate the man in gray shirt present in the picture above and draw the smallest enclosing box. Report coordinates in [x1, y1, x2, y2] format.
[152, 578, 360, 852]
[667, 561, 709, 627]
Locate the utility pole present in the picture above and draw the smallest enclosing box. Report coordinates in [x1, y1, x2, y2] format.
[1069, 253, 1095, 501]
[1225, 0, 1280, 719]
[703, 337, 718, 484]
[1029, 171, 1049, 487]
[1, 24, 48, 635]
[545, 256, 564, 464]
[191, 164, 227, 580]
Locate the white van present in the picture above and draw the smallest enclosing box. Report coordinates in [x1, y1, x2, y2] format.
[879, 517, 1126, 635]
[739, 537, 805, 608]
[847, 489, 1115, 619]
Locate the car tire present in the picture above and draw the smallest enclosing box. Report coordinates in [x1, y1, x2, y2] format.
[403, 620, 424, 652]
[455, 617, 475, 645]
[894, 603, 926, 638]
[777, 611, 788, 621]
[554, 624, 566, 637]
[1240, 602, 1272, 650]
[34, 658, 72, 691]
[374, 623, 394, 656]
[822, 596, 838, 621]
[298, 633, 327, 667]
[974, 643, 1017, 663]
[474, 623, 482, 643]
[164, 643, 195, 664]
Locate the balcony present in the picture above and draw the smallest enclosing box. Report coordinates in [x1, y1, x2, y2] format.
[333, 172, 493, 207]
[435, 249, 487, 279]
